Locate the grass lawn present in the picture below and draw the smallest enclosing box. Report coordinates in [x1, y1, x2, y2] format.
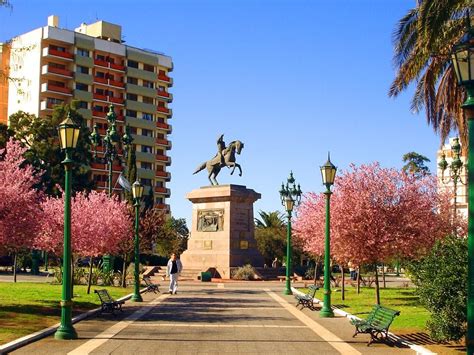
[0, 283, 132, 345]
[302, 286, 429, 333]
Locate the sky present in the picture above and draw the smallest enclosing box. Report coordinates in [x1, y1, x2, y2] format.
[0, 0, 443, 225]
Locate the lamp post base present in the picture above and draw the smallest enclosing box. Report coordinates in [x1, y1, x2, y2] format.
[54, 325, 78, 340]
[319, 308, 334, 318]
[131, 294, 143, 302]
[283, 289, 293, 295]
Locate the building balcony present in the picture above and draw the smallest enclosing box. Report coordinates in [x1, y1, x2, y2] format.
[92, 110, 107, 118]
[42, 47, 74, 61]
[156, 154, 171, 166]
[41, 64, 73, 78]
[157, 73, 171, 83]
[93, 93, 108, 101]
[157, 90, 173, 102]
[155, 170, 171, 181]
[109, 96, 124, 105]
[41, 83, 72, 96]
[40, 100, 55, 111]
[95, 181, 107, 188]
[109, 79, 125, 88]
[156, 138, 172, 149]
[90, 161, 122, 171]
[155, 203, 170, 212]
[94, 58, 109, 67]
[94, 76, 108, 85]
[154, 186, 171, 197]
[109, 62, 125, 71]
[156, 122, 172, 133]
[157, 106, 170, 115]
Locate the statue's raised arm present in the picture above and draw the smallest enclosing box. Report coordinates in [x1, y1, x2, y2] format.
[193, 135, 244, 185]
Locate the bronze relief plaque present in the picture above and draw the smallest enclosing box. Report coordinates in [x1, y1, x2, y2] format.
[197, 209, 224, 232]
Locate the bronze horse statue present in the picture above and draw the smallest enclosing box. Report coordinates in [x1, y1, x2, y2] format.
[193, 140, 244, 185]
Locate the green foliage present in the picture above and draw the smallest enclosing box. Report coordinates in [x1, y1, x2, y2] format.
[232, 264, 257, 280]
[254, 210, 286, 264]
[402, 152, 430, 177]
[0, 123, 13, 149]
[406, 235, 467, 342]
[8, 103, 94, 196]
[158, 217, 189, 256]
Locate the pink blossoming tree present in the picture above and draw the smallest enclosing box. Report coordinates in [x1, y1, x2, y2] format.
[0, 138, 43, 282]
[294, 162, 454, 304]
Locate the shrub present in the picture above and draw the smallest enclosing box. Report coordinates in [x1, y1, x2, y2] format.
[406, 235, 467, 342]
[232, 264, 257, 280]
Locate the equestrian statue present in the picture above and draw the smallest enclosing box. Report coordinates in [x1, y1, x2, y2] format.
[193, 134, 244, 185]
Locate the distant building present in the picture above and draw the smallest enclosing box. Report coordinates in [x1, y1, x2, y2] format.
[437, 137, 467, 218]
[0, 15, 172, 211]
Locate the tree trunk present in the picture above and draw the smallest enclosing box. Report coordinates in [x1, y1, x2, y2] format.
[374, 263, 381, 305]
[340, 264, 345, 300]
[87, 257, 94, 294]
[356, 266, 361, 294]
[313, 259, 319, 285]
[121, 256, 127, 288]
[382, 263, 386, 288]
[13, 253, 17, 283]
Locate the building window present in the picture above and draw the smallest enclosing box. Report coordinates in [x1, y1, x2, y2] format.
[128, 60, 139, 68]
[127, 77, 138, 85]
[141, 162, 152, 170]
[156, 197, 164, 204]
[158, 85, 166, 92]
[142, 179, 152, 186]
[50, 44, 66, 52]
[141, 145, 153, 153]
[95, 71, 106, 78]
[130, 126, 137, 134]
[142, 129, 153, 137]
[49, 80, 65, 88]
[142, 113, 153, 121]
[77, 101, 88, 109]
[157, 101, 165, 108]
[143, 80, 154, 89]
[77, 48, 89, 57]
[156, 149, 164, 155]
[77, 65, 89, 74]
[47, 97, 64, 105]
[96, 54, 106, 61]
[142, 96, 154, 104]
[156, 165, 164, 172]
[156, 180, 164, 188]
[93, 105, 106, 112]
[143, 63, 154, 72]
[50, 62, 66, 69]
[126, 109, 137, 118]
[157, 117, 165, 123]
[76, 83, 88, 91]
[126, 93, 138, 101]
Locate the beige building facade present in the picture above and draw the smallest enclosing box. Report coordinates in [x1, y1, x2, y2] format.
[2, 16, 173, 211]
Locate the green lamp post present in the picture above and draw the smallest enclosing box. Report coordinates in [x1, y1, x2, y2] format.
[279, 172, 302, 295]
[131, 180, 144, 302]
[54, 113, 80, 340]
[438, 137, 466, 219]
[90, 105, 133, 272]
[450, 16, 474, 354]
[319, 153, 337, 318]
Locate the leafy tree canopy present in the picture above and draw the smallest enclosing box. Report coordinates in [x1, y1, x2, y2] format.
[402, 151, 430, 177]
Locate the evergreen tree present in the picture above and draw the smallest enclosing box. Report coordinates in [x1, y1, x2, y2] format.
[402, 152, 430, 177]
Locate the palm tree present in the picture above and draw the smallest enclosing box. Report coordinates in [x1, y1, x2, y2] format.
[390, 1, 472, 150]
[255, 211, 285, 229]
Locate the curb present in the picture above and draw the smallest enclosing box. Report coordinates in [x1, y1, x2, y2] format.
[291, 287, 435, 355]
[0, 287, 149, 355]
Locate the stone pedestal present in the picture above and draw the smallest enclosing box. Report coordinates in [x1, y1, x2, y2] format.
[180, 185, 264, 279]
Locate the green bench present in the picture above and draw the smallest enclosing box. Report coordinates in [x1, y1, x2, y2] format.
[95, 289, 125, 315]
[350, 304, 400, 346]
[295, 285, 319, 310]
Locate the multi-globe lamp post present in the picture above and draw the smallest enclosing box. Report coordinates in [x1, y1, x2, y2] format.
[90, 104, 133, 271]
[450, 16, 474, 354]
[279, 172, 302, 295]
[131, 180, 144, 302]
[438, 137, 466, 219]
[54, 113, 80, 340]
[319, 154, 337, 318]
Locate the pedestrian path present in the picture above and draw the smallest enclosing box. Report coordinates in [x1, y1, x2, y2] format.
[11, 283, 415, 354]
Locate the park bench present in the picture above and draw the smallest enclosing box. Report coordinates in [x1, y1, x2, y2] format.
[295, 285, 319, 310]
[143, 276, 160, 293]
[350, 304, 400, 346]
[94, 289, 125, 315]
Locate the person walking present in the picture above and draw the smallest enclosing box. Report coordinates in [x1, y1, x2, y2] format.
[166, 253, 182, 294]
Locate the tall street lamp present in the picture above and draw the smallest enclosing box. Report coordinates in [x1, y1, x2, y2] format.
[90, 104, 133, 271]
[131, 180, 144, 302]
[279, 172, 302, 295]
[54, 113, 80, 340]
[438, 137, 466, 218]
[320, 153, 337, 318]
[451, 16, 474, 353]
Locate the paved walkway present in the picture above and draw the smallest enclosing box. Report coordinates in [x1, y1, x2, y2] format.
[11, 282, 415, 354]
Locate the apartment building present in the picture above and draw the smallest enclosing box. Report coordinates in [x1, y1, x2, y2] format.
[3, 16, 172, 211]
